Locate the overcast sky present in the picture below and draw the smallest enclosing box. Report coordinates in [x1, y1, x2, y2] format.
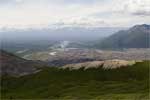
[0, 0, 150, 29]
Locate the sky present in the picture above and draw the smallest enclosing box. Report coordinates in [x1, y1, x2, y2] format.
[0, 0, 150, 29]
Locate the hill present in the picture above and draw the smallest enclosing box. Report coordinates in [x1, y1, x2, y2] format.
[0, 50, 48, 76]
[96, 24, 150, 49]
[1, 61, 149, 99]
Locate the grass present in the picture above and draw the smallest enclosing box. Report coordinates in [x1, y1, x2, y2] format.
[1, 61, 150, 99]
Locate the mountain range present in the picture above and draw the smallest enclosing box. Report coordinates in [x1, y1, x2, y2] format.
[0, 27, 123, 42]
[96, 24, 150, 49]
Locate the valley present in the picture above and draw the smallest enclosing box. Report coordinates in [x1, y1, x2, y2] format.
[0, 24, 150, 99]
[0, 0, 150, 98]
[22, 48, 150, 65]
[1, 24, 149, 67]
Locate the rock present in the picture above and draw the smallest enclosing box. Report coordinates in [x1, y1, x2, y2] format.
[61, 59, 138, 70]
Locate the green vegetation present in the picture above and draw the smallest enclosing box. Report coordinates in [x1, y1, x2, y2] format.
[1, 61, 150, 99]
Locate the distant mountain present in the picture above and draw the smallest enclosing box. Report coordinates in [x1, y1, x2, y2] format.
[0, 50, 48, 76]
[96, 24, 150, 49]
[0, 27, 124, 42]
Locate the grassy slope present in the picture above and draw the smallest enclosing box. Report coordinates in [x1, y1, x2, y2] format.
[1, 61, 150, 99]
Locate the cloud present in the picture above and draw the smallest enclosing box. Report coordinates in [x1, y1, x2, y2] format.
[132, 11, 150, 16]
[0, 0, 149, 29]
[112, 0, 150, 16]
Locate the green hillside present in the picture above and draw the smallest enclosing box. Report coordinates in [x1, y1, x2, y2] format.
[1, 61, 150, 99]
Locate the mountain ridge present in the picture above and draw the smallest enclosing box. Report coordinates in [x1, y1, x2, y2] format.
[96, 24, 150, 49]
[0, 49, 48, 76]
